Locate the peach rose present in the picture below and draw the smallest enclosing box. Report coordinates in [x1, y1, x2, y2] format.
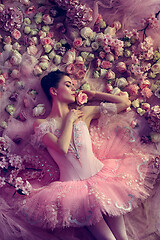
[66, 63, 75, 75]
[0, 75, 5, 85]
[76, 92, 88, 105]
[116, 62, 127, 73]
[106, 83, 113, 92]
[105, 70, 115, 80]
[73, 38, 83, 48]
[27, 45, 38, 55]
[101, 60, 112, 69]
[43, 14, 54, 25]
[11, 29, 21, 40]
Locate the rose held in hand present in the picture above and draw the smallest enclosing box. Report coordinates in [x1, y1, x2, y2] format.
[76, 92, 88, 105]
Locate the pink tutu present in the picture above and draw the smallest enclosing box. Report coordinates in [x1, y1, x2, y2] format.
[11, 103, 159, 230]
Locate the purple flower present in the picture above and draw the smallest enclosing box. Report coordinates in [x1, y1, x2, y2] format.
[66, 4, 93, 29]
[0, 6, 23, 32]
[148, 105, 160, 133]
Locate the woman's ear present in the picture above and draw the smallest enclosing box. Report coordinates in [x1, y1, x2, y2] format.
[50, 87, 57, 96]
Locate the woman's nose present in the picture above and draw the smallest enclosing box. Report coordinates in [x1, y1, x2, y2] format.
[72, 85, 76, 91]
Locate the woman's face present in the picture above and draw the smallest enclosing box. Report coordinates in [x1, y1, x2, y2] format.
[55, 75, 76, 103]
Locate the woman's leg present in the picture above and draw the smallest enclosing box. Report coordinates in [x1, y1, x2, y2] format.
[87, 218, 116, 240]
[104, 215, 128, 240]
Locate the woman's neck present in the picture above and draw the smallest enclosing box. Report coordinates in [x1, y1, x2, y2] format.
[48, 100, 69, 120]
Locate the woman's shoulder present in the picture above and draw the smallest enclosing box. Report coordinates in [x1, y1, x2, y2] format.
[33, 118, 48, 131]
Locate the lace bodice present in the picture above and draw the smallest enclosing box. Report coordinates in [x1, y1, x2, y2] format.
[31, 103, 117, 181]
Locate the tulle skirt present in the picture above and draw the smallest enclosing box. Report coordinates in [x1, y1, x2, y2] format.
[12, 115, 159, 230]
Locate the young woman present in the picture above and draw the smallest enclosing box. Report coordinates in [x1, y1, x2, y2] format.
[18, 70, 158, 240]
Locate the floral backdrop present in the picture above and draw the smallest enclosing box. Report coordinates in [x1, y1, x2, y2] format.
[0, 0, 160, 239]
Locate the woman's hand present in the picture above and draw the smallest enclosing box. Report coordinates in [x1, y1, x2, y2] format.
[67, 109, 84, 123]
[82, 90, 95, 101]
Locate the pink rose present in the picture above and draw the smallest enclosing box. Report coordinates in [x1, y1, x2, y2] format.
[76, 69, 86, 79]
[116, 62, 126, 73]
[10, 51, 22, 66]
[112, 21, 121, 31]
[47, 32, 54, 38]
[4, 36, 12, 44]
[141, 87, 153, 99]
[66, 63, 75, 75]
[43, 14, 54, 25]
[27, 45, 38, 55]
[101, 60, 112, 69]
[106, 83, 113, 92]
[99, 51, 106, 59]
[141, 103, 150, 111]
[38, 30, 47, 39]
[125, 84, 139, 96]
[0, 75, 5, 85]
[11, 29, 21, 40]
[41, 37, 54, 46]
[2, 72, 8, 79]
[76, 92, 88, 105]
[130, 120, 138, 128]
[10, 69, 20, 79]
[73, 38, 83, 48]
[105, 70, 115, 80]
[139, 80, 151, 89]
[26, 5, 35, 15]
[20, 0, 31, 6]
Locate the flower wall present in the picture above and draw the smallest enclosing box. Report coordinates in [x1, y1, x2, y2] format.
[0, 0, 160, 194]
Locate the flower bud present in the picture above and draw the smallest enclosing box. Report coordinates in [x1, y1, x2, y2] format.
[39, 61, 49, 70]
[24, 26, 31, 34]
[33, 65, 43, 75]
[54, 55, 62, 65]
[137, 107, 146, 116]
[91, 42, 99, 51]
[5, 105, 16, 115]
[34, 12, 42, 24]
[93, 70, 100, 78]
[42, 26, 50, 33]
[132, 99, 140, 108]
[44, 44, 52, 53]
[49, 50, 56, 59]
[24, 17, 31, 25]
[105, 70, 115, 80]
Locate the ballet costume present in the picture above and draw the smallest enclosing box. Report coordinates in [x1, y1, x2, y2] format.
[13, 102, 159, 230]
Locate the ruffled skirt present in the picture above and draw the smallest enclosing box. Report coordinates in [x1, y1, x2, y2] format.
[14, 116, 159, 230]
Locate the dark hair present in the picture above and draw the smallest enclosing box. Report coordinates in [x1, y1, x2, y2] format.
[41, 70, 69, 101]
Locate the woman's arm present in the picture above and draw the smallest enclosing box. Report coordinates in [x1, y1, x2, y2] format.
[34, 110, 83, 154]
[83, 90, 131, 113]
[81, 90, 131, 126]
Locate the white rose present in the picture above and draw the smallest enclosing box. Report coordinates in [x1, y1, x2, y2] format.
[4, 44, 12, 52]
[151, 63, 160, 74]
[111, 87, 121, 95]
[115, 77, 128, 88]
[95, 33, 105, 46]
[132, 99, 140, 108]
[80, 27, 93, 39]
[33, 104, 45, 117]
[10, 51, 22, 66]
[33, 65, 43, 75]
[104, 26, 116, 36]
[62, 50, 76, 64]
